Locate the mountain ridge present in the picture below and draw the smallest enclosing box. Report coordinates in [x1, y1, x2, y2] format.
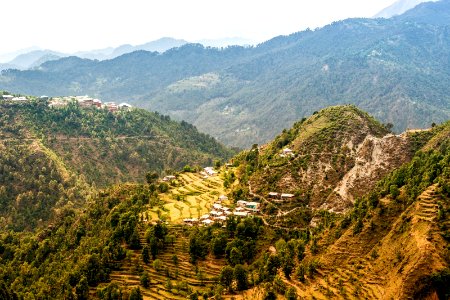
[1, 1, 450, 149]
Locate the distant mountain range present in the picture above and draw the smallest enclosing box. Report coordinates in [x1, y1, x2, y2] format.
[374, 0, 438, 18]
[0, 37, 255, 71]
[1, 0, 450, 148]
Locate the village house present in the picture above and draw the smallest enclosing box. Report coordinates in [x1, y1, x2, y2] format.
[1, 95, 14, 101]
[162, 175, 176, 182]
[118, 103, 133, 110]
[93, 99, 102, 108]
[283, 148, 294, 156]
[219, 195, 228, 201]
[201, 219, 214, 226]
[12, 96, 28, 101]
[281, 193, 295, 200]
[213, 203, 222, 211]
[236, 200, 248, 208]
[236, 200, 261, 213]
[204, 167, 217, 176]
[200, 214, 210, 220]
[268, 192, 279, 199]
[245, 202, 260, 212]
[77, 96, 94, 107]
[104, 102, 118, 112]
[233, 211, 248, 218]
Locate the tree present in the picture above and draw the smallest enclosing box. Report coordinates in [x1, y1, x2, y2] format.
[183, 165, 193, 172]
[189, 292, 199, 300]
[140, 271, 150, 288]
[211, 235, 227, 257]
[128, 228, 141, 250]
[145, 171, 159, 184]
[158, 182, 169, 193]
[172, 254, 178, 268]
[353, 218, 363, 235]
[285, 286, 298, 300]
[219, 266, 234, 291]
[266, 255, 280, 281]
[149, 236, 159, 259]
[229, 247, 243, 266]
[226, 216, 238, 237]
[389, 184, 400, 199]
[263, 288, 276, 300]
[384, 122, 393, 132]
[129, 287, 143, 300]
[97, 282, 123, 300]
[234, 264, 248, 291]
[153, 259, 163, 272]
[75, 276, 89, 300]
[142, 245, 150, 264]
[214, 160, 222, 169]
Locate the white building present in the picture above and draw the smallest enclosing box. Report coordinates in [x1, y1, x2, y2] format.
[219, 195, 228, 201]
[281, 193, 295, 200]
[204, 167, 217, 176]
[1, 95, 14, 101]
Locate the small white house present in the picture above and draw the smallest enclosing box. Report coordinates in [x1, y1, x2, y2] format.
[219, 195, 228, 201]
[2, 95, 14, 101]
[163, 175, 176, 182]
[237, 200, 248, 207]
[204, 167, 217, 176]
[201, 219, 214, 225]
[213, 203, 222, 210]
[200, 214, 210, 220]
[12, 96, 27, 101]
[282, 148, 294, 156]
[233, 211, 248, 217]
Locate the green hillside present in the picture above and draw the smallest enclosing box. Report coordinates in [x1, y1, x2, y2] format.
[0, 107, 448, 299]
[232, 106, 400, 219]
[0, 100, 232, 186]
[0, 98, 232, 231]
[1, 1, 450, 147]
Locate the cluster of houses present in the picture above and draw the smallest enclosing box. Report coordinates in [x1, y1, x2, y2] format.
[1, 95, 30, 101]
[268, 192, 295, 202]
[48, 95, 132, 112]
[183, 196, 261, 226]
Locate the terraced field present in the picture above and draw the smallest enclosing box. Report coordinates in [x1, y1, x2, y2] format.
[146, 172, 230, 223]
[290, 184, 448, 300]
[93, 171, 232, 299]
[95, 225, 227, 299]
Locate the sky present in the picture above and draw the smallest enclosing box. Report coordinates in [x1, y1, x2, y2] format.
[1, 0, 397, 58]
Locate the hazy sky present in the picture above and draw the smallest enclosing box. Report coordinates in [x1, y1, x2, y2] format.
[2, 0, 396, 56]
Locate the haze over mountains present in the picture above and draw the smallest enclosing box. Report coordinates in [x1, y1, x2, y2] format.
[0, 37, 254, 71]
[374, 0, 438, 18]
[1, 0, 450, 148]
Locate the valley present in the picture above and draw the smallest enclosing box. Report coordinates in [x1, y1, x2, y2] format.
[0, 102, 448, 299]
[0, 1, 449, 299]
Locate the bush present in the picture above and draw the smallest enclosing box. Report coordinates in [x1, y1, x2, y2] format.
[140, 271, 150, 288]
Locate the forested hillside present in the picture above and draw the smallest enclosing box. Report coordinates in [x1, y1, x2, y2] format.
[1, 107, 448, 299]
[1, 1, 450, 147]
[0, 99, 232, 231]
